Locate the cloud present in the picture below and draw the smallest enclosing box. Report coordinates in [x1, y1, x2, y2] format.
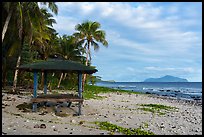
[52, 16, 79, 35]
[53, 2, 202, 82]
[144, 66, 195, 73]
[126, 67, 135, 72]
[55, 2, 201, 48]
[79, 2, 95, 15]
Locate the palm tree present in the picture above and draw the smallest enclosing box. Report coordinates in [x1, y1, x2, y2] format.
[2, 2, 58, 43]
[31, 8, 57, 60]
[56, 35, 85, 88]
[2, 2, 58, 92]
[57, 35, 84, 61]
[73, 20, 108, 91]
[29, 8, 58, 89]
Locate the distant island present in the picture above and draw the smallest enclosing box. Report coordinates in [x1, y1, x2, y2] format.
[143, 75, 188, 82]
[100, 80, 116, 82]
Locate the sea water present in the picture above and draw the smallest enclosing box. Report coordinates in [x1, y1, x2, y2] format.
[95, 82, 202, 101]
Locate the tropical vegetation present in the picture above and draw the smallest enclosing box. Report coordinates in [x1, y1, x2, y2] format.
[2, 2, 108, 92]
[94, 121, 155, 135]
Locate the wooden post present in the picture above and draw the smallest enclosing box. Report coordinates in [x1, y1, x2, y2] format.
[33, 71, 38, 97]
[44, 71, 47, 94]
[78, 73, 83, 115]
[32, 71, 38, 112]
[78, 73, 83, 98]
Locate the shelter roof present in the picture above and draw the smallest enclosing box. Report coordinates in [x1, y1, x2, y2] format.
[17, 59, 97, 74]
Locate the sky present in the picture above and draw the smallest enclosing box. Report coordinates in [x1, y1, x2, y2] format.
[47, 2, 202, 82]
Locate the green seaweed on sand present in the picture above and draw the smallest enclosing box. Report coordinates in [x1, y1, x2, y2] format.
[55, 113, 71, 117]
[138, 103, 178, 115]
[94, 121, 155, 135]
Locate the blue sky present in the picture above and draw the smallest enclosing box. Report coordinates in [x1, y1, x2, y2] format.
[48, 2, 202, 82]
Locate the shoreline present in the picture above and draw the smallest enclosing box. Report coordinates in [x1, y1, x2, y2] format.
[2, 89, 202, 135]
[95, 81, 202, 101]
[97, 87, 202, 103]
[142, 93, 202, 107]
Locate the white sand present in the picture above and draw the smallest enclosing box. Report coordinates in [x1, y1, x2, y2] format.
[2, 90, 202, 135]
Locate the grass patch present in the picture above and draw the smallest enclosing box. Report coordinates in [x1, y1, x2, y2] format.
[138, 103, 178, 115]
[94, 121, 155, 135]
[83, 85, 142, 100]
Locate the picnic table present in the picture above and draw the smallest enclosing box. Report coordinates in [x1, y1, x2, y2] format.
[31, 93, 84, 115]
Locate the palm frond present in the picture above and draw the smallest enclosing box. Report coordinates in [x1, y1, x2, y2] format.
[90, 21, 101, 32]
[91, 41, 100, 51]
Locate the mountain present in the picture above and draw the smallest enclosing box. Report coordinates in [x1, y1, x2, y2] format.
[101, 80, 115, 82]
[143, 75, 188, 82]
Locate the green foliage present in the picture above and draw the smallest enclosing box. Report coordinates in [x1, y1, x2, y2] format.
[94, 121, 155, 135]
[57, 35, 83, 62]
[18, 44, 34, 86]
[140, 104, 177, 110]
[19, 72, 33, 87]
[83, 85, 142, 100]
[46, 74, 60, 89]
[21, 43, 32, 64]
[6, 70, 14, 85]
[138, 103, 178, 115]
[2, 2, 58, 87]
[60, 73, 78, 90]
[86, 75, 102, 86]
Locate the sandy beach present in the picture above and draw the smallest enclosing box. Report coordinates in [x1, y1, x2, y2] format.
[2, 89, 202, 135]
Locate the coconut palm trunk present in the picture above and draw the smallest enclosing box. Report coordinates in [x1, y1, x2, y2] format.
[57, 72, 69, 88]
[57, 73, 64, 88]
[63, 73, 67, 80]
[12, 54, 21, 92]
[12, 27, 24, 92]
[2, 7, 13, 42]
[12, 44, 23, 92]
[41, 72, 44, 89]
[82, 42, 90, 91]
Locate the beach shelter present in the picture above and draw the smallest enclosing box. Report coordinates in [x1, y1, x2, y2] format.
[16, 59, 97, 115]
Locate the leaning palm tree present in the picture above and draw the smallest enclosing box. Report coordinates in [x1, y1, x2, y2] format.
[2, 2, 13, 42]
[73, 20, 108, 91]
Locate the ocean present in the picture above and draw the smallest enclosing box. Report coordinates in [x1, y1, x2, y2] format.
[95, 82, 202, 101]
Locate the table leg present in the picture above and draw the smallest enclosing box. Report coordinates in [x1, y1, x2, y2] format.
[67, 102, 72, 107]
[32, 103, 37, 112]
[78, 102, 81, 115]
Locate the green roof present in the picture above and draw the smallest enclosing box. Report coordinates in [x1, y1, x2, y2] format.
[17, 59, 97, 74]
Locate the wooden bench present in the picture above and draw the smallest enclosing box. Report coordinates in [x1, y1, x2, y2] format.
[31, 94, 83, 115]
